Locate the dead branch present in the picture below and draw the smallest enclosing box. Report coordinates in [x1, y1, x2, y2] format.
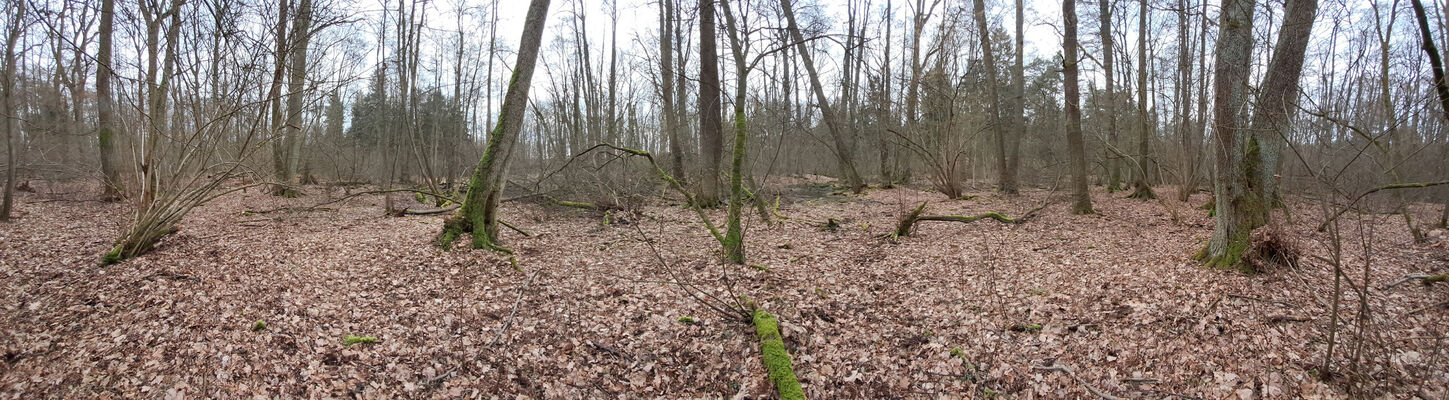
[490, 269, 540, 346]
[1032, 363, 1120, 400]
[893, 201, 1049, 238]
[403, 205, 460, 215]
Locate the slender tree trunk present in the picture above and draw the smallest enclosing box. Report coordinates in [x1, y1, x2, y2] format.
[1129, 0, 1156, 199]
[879, 0, 895, 186]
[780, 0, 866, 192]
[281, 0, 315, 197]
[972, 0, 1010, 194]
[1409, 0, 1449, 228]
[1004, 0, 1025, 194]
[0, 0, 23, 221]
[1175, 0, 1195, 202]
[696, 0, 723, 206]
[268, 1, 292, 196]
[1198, 0, 1259, 270]
[719, 0, 748, 264]
[1064, 0, 1094, 214]
[439, 0, 551, 251]
[97, 0, 122, 201]
[660, 0, 686, 181]
[1100, 0, 1122, 191]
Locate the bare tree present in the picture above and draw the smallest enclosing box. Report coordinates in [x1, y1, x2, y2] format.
[97, 0, 121, 201]
[972, 0, 1010, 194]
[0, 0, 24, 221]
[1128, 0, 1156, 199]
[1100, 0, 1122, 191]
[1198, 0, 1257, 269]
[697, 0, 724, 206]
[439, 0, 552, 251]
[1064, 0, 1094, 214]
[780, 0, 866, 193]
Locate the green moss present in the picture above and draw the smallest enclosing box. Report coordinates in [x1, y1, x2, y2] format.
[343, 335, 377, 346]
[1009, 323, 1043, 333]
[752, 309, 806, 400]
[751, 264, 772, 272]
[1424, 274, 1449, 285]
[677, 316, 697, 324]
[1203, 229, 1254, 273]
[252, 320, 268, 332]
[950, 347, 964, 358]
[100, 246, 124, 266]
[821, 218, 840, 232]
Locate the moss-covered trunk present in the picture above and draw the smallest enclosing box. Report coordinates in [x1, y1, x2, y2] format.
[1199, 0, 1260, 270]
[438, 0, 552, 251]
[720, 0, 750, 265]
[752, 309, 805, 400]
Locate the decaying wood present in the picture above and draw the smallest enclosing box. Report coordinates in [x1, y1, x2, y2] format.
[893, 201, 1047, 237]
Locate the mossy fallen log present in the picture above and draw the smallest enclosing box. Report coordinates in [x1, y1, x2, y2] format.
[752, 309, 806, 400]
[892, 201, 1046, 237]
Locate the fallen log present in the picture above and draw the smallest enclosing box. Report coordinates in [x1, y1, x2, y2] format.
[893, 201, 1047, 238]
[753, 309, 806, 400]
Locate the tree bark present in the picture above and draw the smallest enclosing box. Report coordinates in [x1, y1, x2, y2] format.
[1100, 0, 1122, 191]
[97, 0, 122, 201]
[1247, 0, 1317, 218]
[1064, 0, 1094, 214]
[281, 0, 315, 197]
[697, 0, 724, 207]
[1199, 0, 1259, 270]
[1128, 0, 1156, 199]
[439, 0, 552, 251]
[0, 0, 23, 221]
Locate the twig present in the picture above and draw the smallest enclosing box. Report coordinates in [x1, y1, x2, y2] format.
[1032, 363, 1120, 400]
[1382, 274, 1432, 290]
[490, 269, 541, 346]
[1408, 300, 1449, 315]
[1225, 294, 1298, 309]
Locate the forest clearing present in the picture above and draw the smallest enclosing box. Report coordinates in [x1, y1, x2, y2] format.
[3, 0, 1449, 397]
[2, 179, 1446, 398]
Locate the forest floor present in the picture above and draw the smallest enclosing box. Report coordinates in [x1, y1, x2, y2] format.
[2, 178, 1447, 399]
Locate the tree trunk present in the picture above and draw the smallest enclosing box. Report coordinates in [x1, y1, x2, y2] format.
[281, 0, 315, 197]
[438, 0, 551, 251]
[1129, 0, 1156, 199]
[1175, 0, 1195, 202]
[1247, 0, 1317, 218]
[1004, 0, 1025, 194]
[719, 0, 748, 264]
[1198, 0, 1259, 270]
[97, 0, 122, 201]
[780, 0, 866, 193]
[659, 0, 687, 182]
[1409, 0, 1449, 228]
[1100, 0, 1122, 191]
[0, 0, 23, 221]
[972, 0, 1011, 194]
[268, 1, 292, 196]
[1064, 0, 1094, 214]
[696, 0, 723, 207]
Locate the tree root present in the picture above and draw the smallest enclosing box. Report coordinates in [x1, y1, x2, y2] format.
[892, 201, 1047, 238]
[752, 309, 806, 400]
